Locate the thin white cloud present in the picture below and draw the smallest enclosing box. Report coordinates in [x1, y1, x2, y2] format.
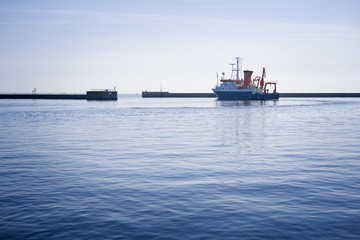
[0, 8, 102, 15]
[1, 6, 359, 36]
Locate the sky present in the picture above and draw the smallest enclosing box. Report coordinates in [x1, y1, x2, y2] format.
[1, 0, 360, 93]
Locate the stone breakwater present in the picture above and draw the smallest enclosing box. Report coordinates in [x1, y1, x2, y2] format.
[142, 91, 360, 98]
[0, 90, 118, 101]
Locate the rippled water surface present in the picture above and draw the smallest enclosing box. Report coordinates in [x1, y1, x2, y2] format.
[1, 96, 359, 239]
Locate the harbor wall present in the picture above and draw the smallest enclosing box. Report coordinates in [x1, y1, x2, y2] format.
[166, 93, 217, 98]
[142, 91, 360, 98]
[142, 92, 216, 98]
[0, 90, 118, 100]
[0, 93, 87, 100]
[2, 92, 360, 100]
[280, 93, 360, 98]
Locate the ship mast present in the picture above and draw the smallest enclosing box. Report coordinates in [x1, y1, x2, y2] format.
[232, 57, 243, 80]
[236, 57, 240, 80]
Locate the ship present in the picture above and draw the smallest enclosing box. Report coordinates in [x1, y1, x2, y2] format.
[212, 57, 279, 100]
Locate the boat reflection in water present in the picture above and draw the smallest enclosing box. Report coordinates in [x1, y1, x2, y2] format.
[216, 100, 278, 107]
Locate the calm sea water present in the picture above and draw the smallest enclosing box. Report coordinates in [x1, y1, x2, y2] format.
[0, 96, 359, 239]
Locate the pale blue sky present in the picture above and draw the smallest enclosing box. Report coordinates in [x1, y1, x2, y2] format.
[1, 0, 360, 93]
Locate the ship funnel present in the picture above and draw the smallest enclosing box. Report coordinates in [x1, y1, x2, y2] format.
[243, 70, 253, 89]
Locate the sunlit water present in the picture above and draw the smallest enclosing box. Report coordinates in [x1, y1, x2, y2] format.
[0, 96, 359, 239]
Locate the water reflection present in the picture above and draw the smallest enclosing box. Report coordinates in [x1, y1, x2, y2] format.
[216, 100, 278, 107]
[214, 99, 273, 158]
